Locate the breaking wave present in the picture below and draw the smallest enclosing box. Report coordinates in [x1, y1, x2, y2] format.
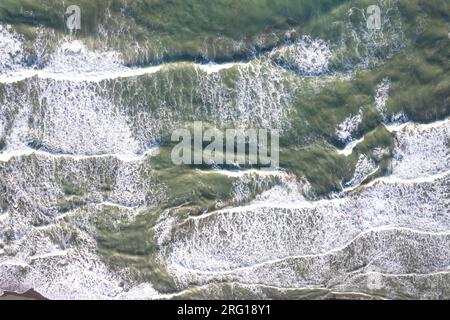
[158, 119, 450, 299]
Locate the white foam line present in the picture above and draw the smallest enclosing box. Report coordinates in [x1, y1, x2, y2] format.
[38, 66, 163, 82]
[185, 186, 343, 220]
[0, 68, 162, 83]
[336, 118, 450, 155]
[385, 117, 449, 133]
[353, 270, 450, 279]
[206, 282, 387, 300]
[201, 168, 282, 178]
[336, 136, 366, 156]
[328, 291, 387, 300]
[168, 282, 333, 298]
[29, 250, 67, 261]
[170, 226, 450, 275]
[33, 201, 142, 231]
[0, 212, 8, 222]
[184, 195, 345, 221]
[341, 166, 380, 192]
[0, 260, 29, 268]
[0, 147, 159, 163]
[94, 201, 141, 210]
[145, 282, 332, 300]
[0, 61, 245, 84]
[161, 276, 447, 299]
[0, 70, 38, 84]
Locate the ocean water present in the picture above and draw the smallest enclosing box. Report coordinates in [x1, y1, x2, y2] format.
[0, 0, 449, 299]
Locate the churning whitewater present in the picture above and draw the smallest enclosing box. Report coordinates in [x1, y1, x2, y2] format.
[0, 15, 449, 300]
